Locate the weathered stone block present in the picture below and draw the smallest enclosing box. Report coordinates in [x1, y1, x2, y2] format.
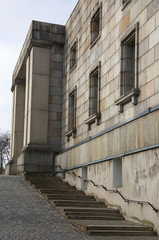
[146, 60, 159, 82]
[140, 48, 154, 71]
[49, 87, 62, 96]
[119, 11, 130, 35]
[50, 69, 63, 78]
[141, 15, 155, 41]
[139, 37, 149, 57]
[147, 0, 159, 19]
[32, 47, 50, 76]
[31, 74, 49, 110]
[30, 109, 48, 144]
[149, 27, 159, 49]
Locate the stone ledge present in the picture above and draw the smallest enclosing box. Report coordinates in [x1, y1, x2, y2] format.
[115, 88, 140, 113]
[85, 113, 101, 129]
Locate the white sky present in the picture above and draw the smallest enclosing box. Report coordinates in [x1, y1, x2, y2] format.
[0, 0, 78, 132]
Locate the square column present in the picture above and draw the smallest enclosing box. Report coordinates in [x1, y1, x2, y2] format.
[17, 46, 53, 174]
[7, 82, 25, 175]
[23, 47, 50, 146]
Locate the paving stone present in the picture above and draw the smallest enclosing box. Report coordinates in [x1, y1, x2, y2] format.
[0, 176, 86, 240]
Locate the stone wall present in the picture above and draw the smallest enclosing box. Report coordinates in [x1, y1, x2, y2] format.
[61, 0, 159, 149]
[48, 43, 64, 152]
[8, 0, 159, 233]
[56, 0, 159, 235]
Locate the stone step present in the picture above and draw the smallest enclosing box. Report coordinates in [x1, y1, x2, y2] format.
[25, 175, 157, 237]
[30, 181, 66, 185]
[34, 184, 72, 189]
[53, 200, 106, 208]
[47, 194, 95, 201]
[65, 212, 121, 216]
[30, 179, 67, 183]
[65, 208, 119, 214]
[87, 225, 153, 231]
[40, 189, 83, 194]
[34, 182, 69, 186]
[40, 190, 85, 194]
[67, 215, 125, 220]
[26, 176, 61, 181]
[26, 179, 63, 184]
[87, 230, 156, 236]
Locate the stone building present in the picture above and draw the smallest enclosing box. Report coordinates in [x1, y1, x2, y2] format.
[6, 0, 159, 235]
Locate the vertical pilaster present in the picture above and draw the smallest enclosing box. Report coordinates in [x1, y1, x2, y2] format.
[10, 82, 25, 159]
[23, 55, 31, 147]
[10, 90, 15, 159]
[23, 46, 50, 147]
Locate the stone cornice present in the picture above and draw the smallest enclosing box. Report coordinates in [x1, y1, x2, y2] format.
[12, 21, 65, 90]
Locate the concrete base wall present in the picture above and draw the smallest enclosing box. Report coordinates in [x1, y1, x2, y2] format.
[6, 144, 54, 175]
[16, 145, 54, 175]
[57, 148, 159, 235]
[5, 159, 17, 175]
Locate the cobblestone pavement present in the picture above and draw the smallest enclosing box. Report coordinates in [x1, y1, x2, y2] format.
[0, 175, 159, 240]
[0, 175, 87, 240]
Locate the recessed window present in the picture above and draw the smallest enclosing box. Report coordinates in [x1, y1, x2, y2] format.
[70, 41, 77, 70]
[69, 93, 75, 130]
[89, 68, 98, 116]
[113, 158, 122, 188]
[65, 87, 77, 140]
[85, 62, 101, 129]
[115, 23, 139, 112]
[121, 33, 135, 95]
[82, 167, 87, 190]
[90, 4, 102, 46]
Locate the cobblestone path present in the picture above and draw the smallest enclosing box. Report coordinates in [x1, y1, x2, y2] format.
[0, 175, 87, 240]
[0, 175, 159, 240]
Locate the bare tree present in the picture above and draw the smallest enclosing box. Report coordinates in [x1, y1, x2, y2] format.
[0, 131, 10, 174]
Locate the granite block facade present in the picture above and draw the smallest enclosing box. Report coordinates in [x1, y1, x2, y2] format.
[7, 0, 159, 235]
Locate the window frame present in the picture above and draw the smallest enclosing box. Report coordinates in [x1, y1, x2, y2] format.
[85, 62, 101, 129]
[65, 86, 77, 140]
[122, 0, 131, 10]
[90, 3, 102, 47]
[115, 23, 139, 113]
[70, 40, 78, 71]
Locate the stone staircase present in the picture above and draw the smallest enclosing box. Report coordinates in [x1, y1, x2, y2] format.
[25, 175, 157, 237]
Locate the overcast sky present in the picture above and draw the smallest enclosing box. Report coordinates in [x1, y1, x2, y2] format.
[0, 0, 78, 132]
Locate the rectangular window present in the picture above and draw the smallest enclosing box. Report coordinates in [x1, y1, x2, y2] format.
[70, 41, 77, 70]
[121, 33, 135, 95]
[89, 68, 98, 116]
[115, 23, 139, 112]
[85, 62, 101, 128]
[90, 4, 102, 46]
[68, 92, 75, 131]
[65, 87, 77, 140]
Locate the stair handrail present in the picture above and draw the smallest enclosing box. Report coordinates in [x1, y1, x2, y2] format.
[68, 171, 82, 179]
[55, 165, 63, 170]
[55, 165, 82, 179]
[55, 165, 159, 213]
[84, 179, 159, 213]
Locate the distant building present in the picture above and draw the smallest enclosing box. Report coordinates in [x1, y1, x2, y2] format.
[6, 0, 159, 235]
